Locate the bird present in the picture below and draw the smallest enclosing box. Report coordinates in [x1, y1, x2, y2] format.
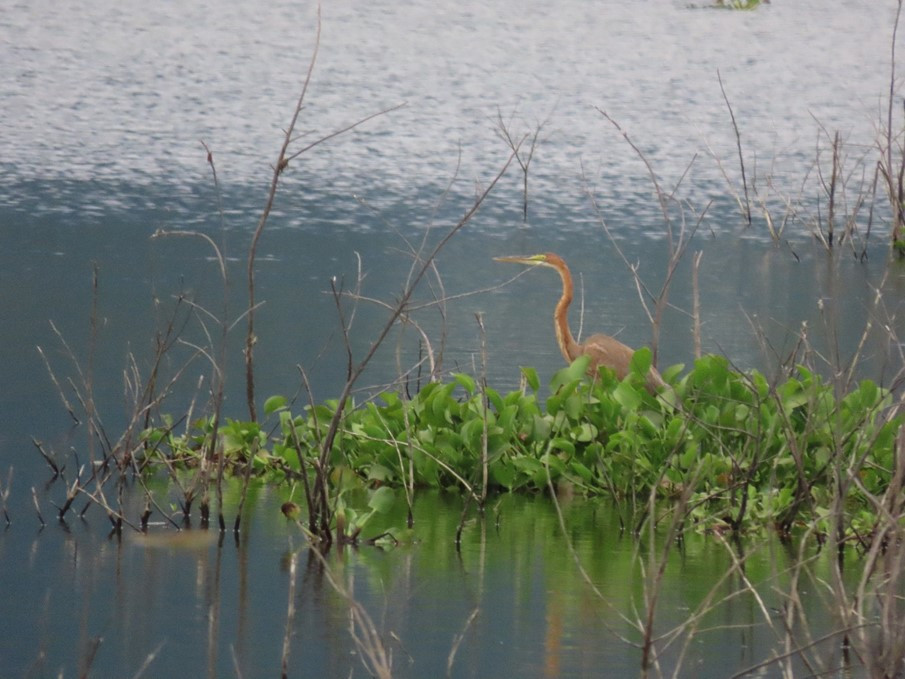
[494, 252, 665, 392]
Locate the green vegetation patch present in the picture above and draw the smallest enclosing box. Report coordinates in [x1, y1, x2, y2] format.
[142, 353, 903, 542]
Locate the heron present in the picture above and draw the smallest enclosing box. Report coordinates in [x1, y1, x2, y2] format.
[495, 252, 665, 392]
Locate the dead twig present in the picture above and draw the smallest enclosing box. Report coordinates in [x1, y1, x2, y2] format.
[244, 5, 404, 420]
[717, 69, 752, 226]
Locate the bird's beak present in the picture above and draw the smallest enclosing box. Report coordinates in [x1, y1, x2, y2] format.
[494, 254, 543, 265]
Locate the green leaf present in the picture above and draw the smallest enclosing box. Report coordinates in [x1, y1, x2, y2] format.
[513, 456, 544, 475]
[273, 443, 297, 468]
[264, 395, 288, 416]
[551, 356, 589, 391]
[563, 392, 583, 420]
[486, 387, 504, 413]
[366, 464, 395, 483]
[430, 383, 457, 422]
[367, 486, 396, 514]
[497, 404, 518, 435]
[490, 459, 516, 489]
[521, 366, 540, 392]
[778, 380, 809, 410]
[613, 381, 642, 412]
[663, 363, 685, 383]
[454, 373, 476, 394]
[570, 460, 593, 482]
[550, 438, 575, 455]
[679, 442, 698, 469]
[575, 422, 597, 442]
[630, 347, 653, 376]
[461, 417, 486, 452]
[533, 414, 552, 440]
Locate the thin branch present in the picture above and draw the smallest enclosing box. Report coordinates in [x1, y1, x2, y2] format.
[717, 69, 752, 226]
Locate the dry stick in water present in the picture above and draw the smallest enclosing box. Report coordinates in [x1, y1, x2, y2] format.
[493, 106, 547, 221]
[40, 268, 138, 526]
[845, 423, 905, 676]
[311, 150, 520, 543]
[541, 452, 640, 646]
[816, 292, 905, 669]
[233, 437, 258, 535]
[330, 268, 358, 384]
[192, 142, 229, 528]
[446, 607, 480, 678]
[665, 537, 764, 679]
[455, 493, 472, 550]
[230, 645, 245, 679]
[884, 0, 905, 247]
[290, 364, 320, 525]
[691, 251, 703, 359]
[36, 345, 80, 425]
[364, 152, 462, 383]
[243, 4, 405, 421]
[152, 227, 229, 528]
[129, 641, 166, 679]
[475, 312, 490, 508]
[280, 548, 298, 679]
[0, 466, 11, 526]
[82, 264, 124, 526]
[78, 636, 103, 678]
[306, 545, 393, 679]
[610, 422, 722, 673]
[828, 130, 841, 246]
[31, 486, 45, 528]
[244, 8, 322, 422]
[811, 125, 843, 250]
[390, 374, 417, 528]
[727, 528, 854, 678]
[30, 438, 61, 477]
[588, 114, 705, 366]
[862, 151, 880, 261]
[717, 68, 752, 227]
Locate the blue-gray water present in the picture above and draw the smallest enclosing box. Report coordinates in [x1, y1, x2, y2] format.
[1, 0, 903, 676]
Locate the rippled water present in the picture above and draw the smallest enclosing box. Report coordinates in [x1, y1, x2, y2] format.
[1, 0, 904, 676]
[2, 0, 898, 227]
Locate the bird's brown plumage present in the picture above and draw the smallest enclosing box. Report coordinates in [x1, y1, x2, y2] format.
[495, 252, 664, 392]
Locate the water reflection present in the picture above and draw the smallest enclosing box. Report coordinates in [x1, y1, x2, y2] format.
[0, 489, 867, 677]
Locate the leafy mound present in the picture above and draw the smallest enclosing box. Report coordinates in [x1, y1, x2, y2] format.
[144, 351, 901, 540]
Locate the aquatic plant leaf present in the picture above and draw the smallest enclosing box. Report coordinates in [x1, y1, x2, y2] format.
[630, 347, 653, 376]
[613, 381, 642, 412]
[454, 373, 476, 394]
[490, 459, 516, 489]
[551, 356, 589, 391]
[551, 438, 575, 456]
[368, 486, 396, 513]
[264, 395, 288, 416]
[520, 366, 540, 392]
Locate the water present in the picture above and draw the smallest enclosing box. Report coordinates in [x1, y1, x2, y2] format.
[0, 489, 849, 678]
[2, 0, 904, 676]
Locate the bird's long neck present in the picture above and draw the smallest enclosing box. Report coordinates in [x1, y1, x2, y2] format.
[553, 264, 581, 363]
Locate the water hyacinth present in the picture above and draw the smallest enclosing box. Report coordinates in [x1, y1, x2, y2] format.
[142, 352, 902, 543]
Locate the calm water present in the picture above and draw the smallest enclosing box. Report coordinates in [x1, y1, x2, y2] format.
[1, 0, 903, 676]
[0, 489, 849, 678]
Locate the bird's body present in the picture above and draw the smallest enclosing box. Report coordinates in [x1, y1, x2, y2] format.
[495, 252, 665, 392]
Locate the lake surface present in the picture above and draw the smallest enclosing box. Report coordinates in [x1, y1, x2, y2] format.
[2, 0, 903, 676]
[0, 488, 853, 678]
